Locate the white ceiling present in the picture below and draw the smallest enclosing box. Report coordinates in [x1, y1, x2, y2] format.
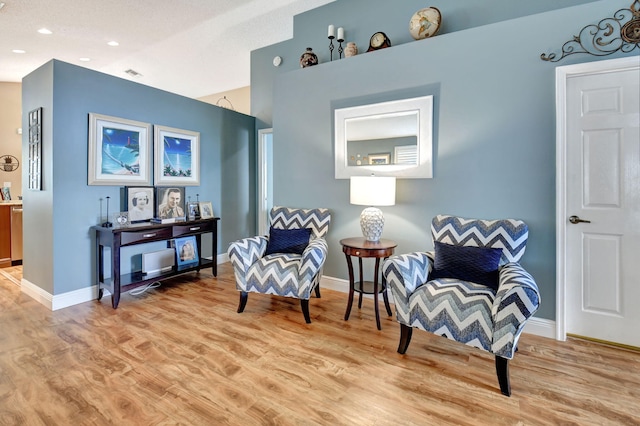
[0, 0, 335, 99]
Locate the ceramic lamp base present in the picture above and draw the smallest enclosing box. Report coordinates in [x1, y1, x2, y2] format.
[360, 206, 385, 241]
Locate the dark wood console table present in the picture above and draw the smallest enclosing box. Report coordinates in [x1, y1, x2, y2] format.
[92, 218, 220, 308]
[340, 237, 397, 330]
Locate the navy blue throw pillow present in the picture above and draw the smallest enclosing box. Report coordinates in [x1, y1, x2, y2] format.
[265, 227, 312, 255]
[428, 241, 503, 290]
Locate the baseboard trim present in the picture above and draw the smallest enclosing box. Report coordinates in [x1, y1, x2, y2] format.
[21, 254, 230, 311]
[320, 275, 557, 340]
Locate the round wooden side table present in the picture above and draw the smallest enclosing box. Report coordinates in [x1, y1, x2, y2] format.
[340, 237, 397, 330]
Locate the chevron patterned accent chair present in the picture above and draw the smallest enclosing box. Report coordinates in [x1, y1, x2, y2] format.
[228, 206, 331, 323]
[382, 214, 540, 396]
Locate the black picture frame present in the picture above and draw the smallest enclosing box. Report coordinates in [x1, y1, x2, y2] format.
[155, 186, 186, 219]
[125, 186, 155, 222]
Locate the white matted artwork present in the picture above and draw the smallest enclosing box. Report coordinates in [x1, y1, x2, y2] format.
[88, 113, 152, 186]
[154, 125, 200, 186]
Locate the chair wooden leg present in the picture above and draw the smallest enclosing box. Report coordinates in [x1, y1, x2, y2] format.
[237, 292, 248, 313]
[301, 299, 312, 324]
[495, 356, 511, 397]
[314, 284, 321, 298]
[397, 323, 413, 354]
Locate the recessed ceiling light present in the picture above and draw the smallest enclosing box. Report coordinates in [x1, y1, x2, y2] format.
[12, 49, 26, 54]
[79, 57, 91, 62]
[0, 3, 5, 11]
[37, 28, 52, 35]
[107, 41, 119, 47]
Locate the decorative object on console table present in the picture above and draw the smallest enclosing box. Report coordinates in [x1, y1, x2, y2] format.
[113, 212, 129, 228]
[87, 113, 152, 186]
[300, 47, 319, 68]
[350, 175, 396, 242]
[154, 125, 200, 186]
[125, 186, 154, 223]
[101, 196, 113, 228]
[199, 201, 214, 219]
[1, 187, 10, 201]
[174, 235, 199, 268]
[409, 6, 442, 40]
[367, 31, 391, 52]
[155, 186, 186, 220]
[187, 201, 201, 221]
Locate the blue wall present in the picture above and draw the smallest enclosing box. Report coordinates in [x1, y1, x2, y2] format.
[22, 60, 255, 296]
[250, 0, 639, 320]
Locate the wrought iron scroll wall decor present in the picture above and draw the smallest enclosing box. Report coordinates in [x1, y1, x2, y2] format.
[541, 0, 640, 62]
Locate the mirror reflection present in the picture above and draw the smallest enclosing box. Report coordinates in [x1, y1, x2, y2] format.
[346, 111, 418, 166]
[334, 95, 433, 179]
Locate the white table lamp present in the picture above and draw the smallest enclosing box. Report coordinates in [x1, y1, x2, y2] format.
[350, 175, 396, 241]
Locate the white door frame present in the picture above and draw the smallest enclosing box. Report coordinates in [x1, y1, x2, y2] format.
[257, 128, 273, 236]
[555, 55, 640, 342]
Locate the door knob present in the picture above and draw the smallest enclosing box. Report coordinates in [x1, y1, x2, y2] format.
[569, 215, 591, 224]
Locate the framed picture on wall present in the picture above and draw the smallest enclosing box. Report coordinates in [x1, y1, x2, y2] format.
[154, 125, 200, 186]
[368, 152, 391, 165]
[155, 186, 186, 220]
[88, 113, 152, 186]
[125, 186, 155, 222]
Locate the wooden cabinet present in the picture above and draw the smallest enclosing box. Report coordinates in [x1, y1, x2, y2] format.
[0, 203, 22, 268]
[0, 205, 10, 268]
[92, 218, 220, 308]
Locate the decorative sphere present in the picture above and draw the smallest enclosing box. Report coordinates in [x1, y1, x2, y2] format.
[409, 7, 442, 40]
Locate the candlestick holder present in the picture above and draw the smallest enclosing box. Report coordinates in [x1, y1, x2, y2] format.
[337, 37, 344, 59]
[102, 196, 113, 228]
[328, 35, 335, 61]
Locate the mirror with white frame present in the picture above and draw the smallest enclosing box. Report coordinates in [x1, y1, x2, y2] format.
[334, 95, 433, 179]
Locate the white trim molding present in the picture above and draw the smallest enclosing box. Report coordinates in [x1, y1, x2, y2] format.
[22, 254, 230, 311]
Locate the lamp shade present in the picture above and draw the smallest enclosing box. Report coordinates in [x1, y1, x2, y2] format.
[350, 176, 396, 206]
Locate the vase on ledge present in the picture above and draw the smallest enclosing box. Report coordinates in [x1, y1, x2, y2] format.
[300, 47, 319, 68]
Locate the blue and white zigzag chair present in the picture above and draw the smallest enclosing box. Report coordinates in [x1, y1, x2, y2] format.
[382, 215, 540, 396]
[228, 206, 331, 323]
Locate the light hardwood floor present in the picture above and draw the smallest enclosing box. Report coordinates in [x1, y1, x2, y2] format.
[0, 263, 638, 425]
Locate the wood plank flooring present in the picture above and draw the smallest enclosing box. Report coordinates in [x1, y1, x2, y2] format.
[0, 263, 639, 425]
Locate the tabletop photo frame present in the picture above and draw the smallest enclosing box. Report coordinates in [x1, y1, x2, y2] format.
[125, 186, 155, 222]
[155, 186, 186, 220]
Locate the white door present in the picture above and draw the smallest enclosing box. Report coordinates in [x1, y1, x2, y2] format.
[557, 56, 640, 347]
[257, 128, 273, 236]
